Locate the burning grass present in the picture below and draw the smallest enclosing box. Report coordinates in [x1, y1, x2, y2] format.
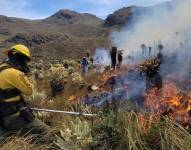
[53, 110, 191, 150]
[1, 106, 191, 149]
[2, 59, 191, 150]
[145, 81, 191, 127]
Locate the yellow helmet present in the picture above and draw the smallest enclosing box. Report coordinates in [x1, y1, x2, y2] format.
[9, 44, 31, 60]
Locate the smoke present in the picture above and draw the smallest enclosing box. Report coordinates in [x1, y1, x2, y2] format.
[93, 48, 111, 72]
[111, 0, 191, 55]
[111, 0, 191, 88]
[86, 0, 191, 107]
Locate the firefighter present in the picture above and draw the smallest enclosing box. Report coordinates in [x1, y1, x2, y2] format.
[157, 51, 163, 64]
[86, 50, 94, 70]
[117, 51, 123, 68]
[110, 46, 117, 70]
[0, 44, 49, 140]
[81, 57, 89, 75]
[149, 47, 152, 56]
[88, 57, 94, 70]
[86, 50, 90, 58]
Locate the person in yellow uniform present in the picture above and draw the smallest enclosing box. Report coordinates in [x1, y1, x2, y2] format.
[0, 44, 49, 140]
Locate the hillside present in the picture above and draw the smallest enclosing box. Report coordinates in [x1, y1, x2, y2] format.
[0, 1, 174, 60]
[104, 1, 174, 27]
[0, 10, 109, 60]
[44, 9, 103, 26]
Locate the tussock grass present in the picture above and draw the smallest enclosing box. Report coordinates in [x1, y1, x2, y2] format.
[2, 60, 191, 150]
[1, 107, 191, 150]
[0, 136, 41, 150]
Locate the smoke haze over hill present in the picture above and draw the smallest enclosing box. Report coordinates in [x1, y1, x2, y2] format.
[111, 0, 191, 88]
[111, 0, 191, 55]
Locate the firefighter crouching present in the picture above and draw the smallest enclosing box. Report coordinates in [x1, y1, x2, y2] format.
[0, 44, 49, 140]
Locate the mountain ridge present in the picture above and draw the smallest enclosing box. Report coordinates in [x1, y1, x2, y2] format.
[0, 1, 175, 60]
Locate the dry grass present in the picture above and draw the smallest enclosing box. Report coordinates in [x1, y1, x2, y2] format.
[0, 136, 41, 150]
[28, 61, 191, 149]
[1, 108, 191, 150]
[1, 61, 191, 150]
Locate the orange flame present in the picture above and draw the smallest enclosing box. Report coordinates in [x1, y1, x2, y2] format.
[145, 80, 191, 125]
[69, 95, 77, 102]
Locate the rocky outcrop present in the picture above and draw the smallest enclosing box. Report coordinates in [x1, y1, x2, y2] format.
[5, 33, 65, 47]
[0, 28, 11, 36]
[104, 6, 149, 27]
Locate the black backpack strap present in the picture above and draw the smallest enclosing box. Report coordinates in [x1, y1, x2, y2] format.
[0, 88, 21, 102]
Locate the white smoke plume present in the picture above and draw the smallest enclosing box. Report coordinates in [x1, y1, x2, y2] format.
[111, 0, 191, 57]
[110, 0, 191, 90]
[93, 48, 111, 72]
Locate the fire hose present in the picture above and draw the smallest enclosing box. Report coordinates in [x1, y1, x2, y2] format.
[31, 108, 97, 117]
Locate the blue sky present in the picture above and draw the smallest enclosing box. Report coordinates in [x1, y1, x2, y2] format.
[0, 0, 172, 19]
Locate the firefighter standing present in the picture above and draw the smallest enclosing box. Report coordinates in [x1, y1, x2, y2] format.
[117, 51, 123, 68]
[110, 47, 117, 70]
[0, 44, 49, 140]
[81, 57, 89, 75]
[149, 47, 152, 56]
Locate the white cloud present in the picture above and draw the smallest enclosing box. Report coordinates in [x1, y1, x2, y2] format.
[86, 0, 122, 5]
[83, 0, 172, 6]
[81, 0, 172, 18]
[132, 0, 173, 6]
[0, 0, 45, 19]
[0, 0, 173, 19]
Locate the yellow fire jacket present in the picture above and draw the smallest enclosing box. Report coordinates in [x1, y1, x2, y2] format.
[0, 63, 33, 102]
